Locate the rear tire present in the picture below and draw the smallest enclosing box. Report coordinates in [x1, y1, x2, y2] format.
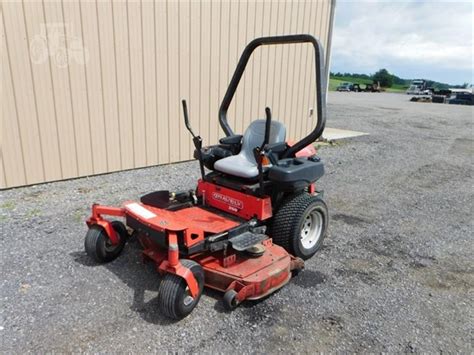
[157, 259, 205, 320]
[84, 221, 127, 263]
[270, 193, 328, 260]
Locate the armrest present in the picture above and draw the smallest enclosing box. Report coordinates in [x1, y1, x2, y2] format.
[263, 142, 288, 165]
[219, 135, 243, 145]
[265, 142, 288, 153]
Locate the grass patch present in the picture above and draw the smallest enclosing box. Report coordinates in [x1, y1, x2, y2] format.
[26, 208, 41, 218]
[314, 140, 345, 149]
[331, 76, 373, 85]
[328, 78, 346, 91]
[329, 76, 409, 93]
[329, 76, 373, 91]
[1, 200, 15, 211]
[73, 209, 85, 223]
[385, 84, 409, 93]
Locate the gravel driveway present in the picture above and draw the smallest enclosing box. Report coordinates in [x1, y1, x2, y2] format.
[1, 92, 472, 353]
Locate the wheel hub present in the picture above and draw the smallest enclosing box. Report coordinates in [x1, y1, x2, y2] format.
[104, 238, 119, 252]
[183, 295, 194, 306]
[300, 210, 323, 249]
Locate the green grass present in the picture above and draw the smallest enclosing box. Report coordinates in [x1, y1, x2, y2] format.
[330, 75, 373, 89]
[72, 209, 86, 223]
[1, 200, 15, 210]
[26, 208, 41, 218]
[331, 76, 373, 85]
[328, 78, 346, 91]
[329, 76, 372, 91]
[329, 76, 409, 93]
[384, 84, 409, 93]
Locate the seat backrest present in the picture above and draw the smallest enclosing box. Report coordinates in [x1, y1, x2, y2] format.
[240, 119, 286, 161]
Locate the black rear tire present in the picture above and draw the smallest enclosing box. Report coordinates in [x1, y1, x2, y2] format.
[270, 193, 328, 260]
[157, 259, 205, 320]
[84, 221, 127, 263]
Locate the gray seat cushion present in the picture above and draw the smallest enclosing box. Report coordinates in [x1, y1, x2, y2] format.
[214, 154, 260, 179]
[214, 120, 286, 179]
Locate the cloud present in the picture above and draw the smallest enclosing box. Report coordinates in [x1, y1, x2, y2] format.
[331, 0, 473, 84]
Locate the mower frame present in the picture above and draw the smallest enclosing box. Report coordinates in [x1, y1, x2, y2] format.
[218, 34, 326, 158]
[84, 34, 328, 319]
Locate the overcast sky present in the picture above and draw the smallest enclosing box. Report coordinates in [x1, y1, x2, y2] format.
[330, 0, 473, 85]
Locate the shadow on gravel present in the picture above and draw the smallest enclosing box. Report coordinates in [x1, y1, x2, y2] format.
[332, 213, 370, 226]
[212, 287, 283, 315]
[211, 269, 327, 315]
[70, 241, 180, 326]
[70, 240, 240, 324]
[292, 269, 327, 289]
[71, 238, 330, 322]
[70, 251, 101, 267]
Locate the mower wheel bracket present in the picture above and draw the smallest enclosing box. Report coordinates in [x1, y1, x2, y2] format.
[290, 257, 305, 272]
[159, 260, 200, 298]
[86, 219, 119, 245]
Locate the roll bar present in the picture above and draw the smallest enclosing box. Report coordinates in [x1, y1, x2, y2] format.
[218, 34, 326, 158]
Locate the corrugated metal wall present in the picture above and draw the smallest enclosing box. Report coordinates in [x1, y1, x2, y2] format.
[1, 0, 334, 189]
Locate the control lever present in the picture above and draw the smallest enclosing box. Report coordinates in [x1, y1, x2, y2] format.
[255, 106, 273, 196]
[181, 100, 205, 180]
[260, 107, 272, 150]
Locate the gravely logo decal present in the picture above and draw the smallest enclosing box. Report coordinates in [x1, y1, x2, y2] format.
[212, 192, 244, 209]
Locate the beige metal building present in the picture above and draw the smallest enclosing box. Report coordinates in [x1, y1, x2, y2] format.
[1, 0, 335, 189]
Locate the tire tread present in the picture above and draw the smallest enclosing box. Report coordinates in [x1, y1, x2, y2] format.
[84, 226, 102, 262]
[84, 221, 127, 263]
[158, 259, 203, 320]
[271, 193, 327, 259]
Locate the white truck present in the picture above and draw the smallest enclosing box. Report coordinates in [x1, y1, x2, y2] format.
[406, 79, 431, 95]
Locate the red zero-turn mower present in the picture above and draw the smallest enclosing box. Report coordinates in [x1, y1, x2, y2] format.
[84, 34, 328, 319]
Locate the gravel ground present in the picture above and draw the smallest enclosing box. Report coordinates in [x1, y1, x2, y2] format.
[1, 92, 472, 353]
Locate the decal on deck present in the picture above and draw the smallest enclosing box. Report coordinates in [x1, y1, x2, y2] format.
[125, 202, 157, 219]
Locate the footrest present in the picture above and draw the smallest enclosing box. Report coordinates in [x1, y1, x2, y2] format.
[229, 232, 267, 251]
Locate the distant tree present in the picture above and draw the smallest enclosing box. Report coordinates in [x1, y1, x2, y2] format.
[372, 69, 393, 87]
[392, 74, 407, 85]
[425, 80, 435, 88]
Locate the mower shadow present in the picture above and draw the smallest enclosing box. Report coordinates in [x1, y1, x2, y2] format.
[70, 239, 229, 324]
[71, 240, 176, 325]
[212, 290, 278, 314]
[71, 241, 325, 321]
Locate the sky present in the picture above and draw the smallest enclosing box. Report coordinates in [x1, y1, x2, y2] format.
[330, 0, 473, 85]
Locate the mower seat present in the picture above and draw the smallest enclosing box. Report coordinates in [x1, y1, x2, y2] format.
[214, 119, 286, 179]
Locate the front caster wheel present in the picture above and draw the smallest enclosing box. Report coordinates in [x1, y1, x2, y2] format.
[223, 289, 239, 310]
[84, 221, 127, 263]
[157, 259, 205, 320]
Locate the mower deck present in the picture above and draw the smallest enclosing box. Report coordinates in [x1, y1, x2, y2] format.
[87, 200, 303, 309]
[191, 239, 301, 300]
